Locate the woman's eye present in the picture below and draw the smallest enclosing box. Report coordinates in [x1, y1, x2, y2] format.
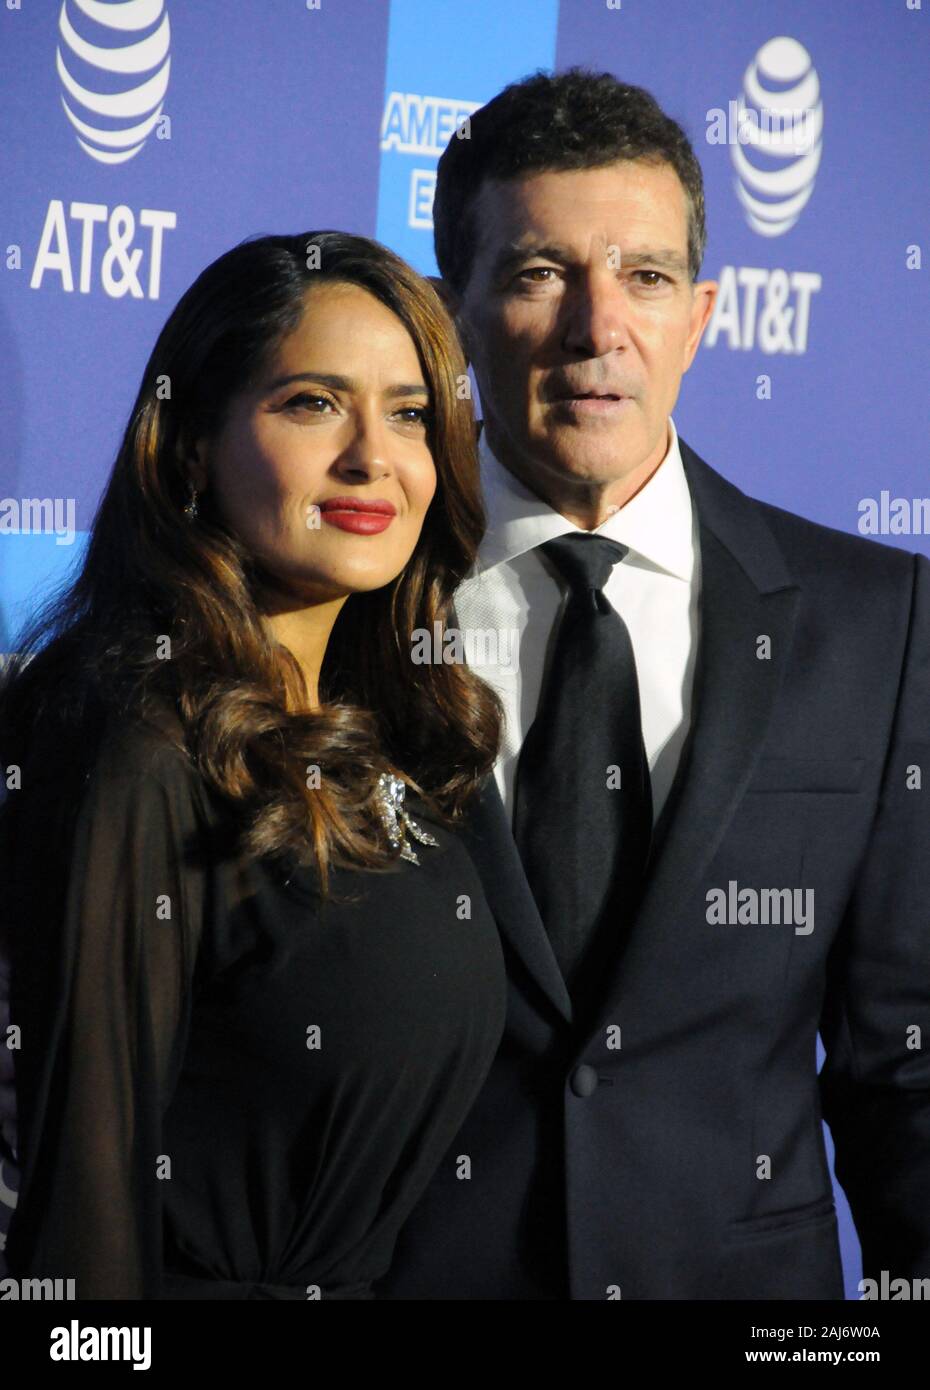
[283, 395, 429, 425]
[286, 392, 333, 412]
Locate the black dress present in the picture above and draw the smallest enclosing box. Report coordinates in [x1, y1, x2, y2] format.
[3, 710, 506, 1299]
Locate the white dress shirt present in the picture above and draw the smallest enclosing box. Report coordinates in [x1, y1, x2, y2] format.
[452, 416, 702, 828]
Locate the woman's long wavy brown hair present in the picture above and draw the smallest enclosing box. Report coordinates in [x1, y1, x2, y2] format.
[0, 231, 503, 897]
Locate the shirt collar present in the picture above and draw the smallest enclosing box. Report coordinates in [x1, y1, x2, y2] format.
[474, 416, 695, 582]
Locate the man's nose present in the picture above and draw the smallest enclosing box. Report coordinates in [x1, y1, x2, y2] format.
[562, 271, 629, 358]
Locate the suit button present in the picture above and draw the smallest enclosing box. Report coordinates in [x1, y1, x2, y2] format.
[570, 1064, 599, 1098]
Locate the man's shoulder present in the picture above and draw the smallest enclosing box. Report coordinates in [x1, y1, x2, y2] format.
[751, 493, 920, 589]
[679, 436, 923, 590]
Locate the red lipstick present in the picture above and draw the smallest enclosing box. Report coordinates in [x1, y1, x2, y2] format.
[318, 496, 396, 535]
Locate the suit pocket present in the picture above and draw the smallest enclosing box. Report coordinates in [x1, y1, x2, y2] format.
[745, 758, 864, 794]
[726, 1192, 837, 1239]
[716, 1197, 843, 1299]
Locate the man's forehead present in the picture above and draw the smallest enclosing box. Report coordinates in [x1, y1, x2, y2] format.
[479, 158, 682, 205]
[469, 162, 688, 268]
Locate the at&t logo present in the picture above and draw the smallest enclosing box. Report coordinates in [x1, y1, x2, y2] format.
[57, 0, 171, 165]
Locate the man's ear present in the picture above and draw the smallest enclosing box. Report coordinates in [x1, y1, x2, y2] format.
[426, 275, 459, 318]
[427, 276, 472, 367]
[682, 277, 718, 374]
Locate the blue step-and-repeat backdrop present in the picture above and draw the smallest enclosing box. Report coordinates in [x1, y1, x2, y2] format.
[1, 0, 927, 1299]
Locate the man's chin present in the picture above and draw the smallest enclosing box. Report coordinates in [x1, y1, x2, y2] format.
[531, 432, 647, 485]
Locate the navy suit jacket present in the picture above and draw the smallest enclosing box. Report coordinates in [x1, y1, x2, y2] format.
[379, 436, 930, 1300]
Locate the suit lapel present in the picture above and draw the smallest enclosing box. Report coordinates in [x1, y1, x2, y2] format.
[458, 767, 574, 1025]
[577, 440, 802, 1046]
[458, 437, 801, 1039]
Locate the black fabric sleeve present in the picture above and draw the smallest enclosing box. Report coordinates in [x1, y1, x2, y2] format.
[819, 553, 930, 1279]
[6, 722, 210, 1299]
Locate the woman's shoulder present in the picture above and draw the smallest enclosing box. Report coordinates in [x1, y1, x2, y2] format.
[7, 701, 201, 831]
[94, 700, 186, 764]
[89, 702, 202, 798]
[73, 705, 231, 870]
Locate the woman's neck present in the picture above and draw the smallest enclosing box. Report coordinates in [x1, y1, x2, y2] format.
[258, 584, 349, 711]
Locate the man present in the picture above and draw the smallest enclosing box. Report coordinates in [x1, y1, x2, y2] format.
[379, 69, 930, 1300]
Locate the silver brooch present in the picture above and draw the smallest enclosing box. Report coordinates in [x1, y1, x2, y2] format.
[375, 772, 439, 865]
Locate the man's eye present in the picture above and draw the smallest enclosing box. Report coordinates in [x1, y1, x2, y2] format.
[516, 267, 557, 284]
[633, 271, 670, 287]
[394, 406, 431, 425]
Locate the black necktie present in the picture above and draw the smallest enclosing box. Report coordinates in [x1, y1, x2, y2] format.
[513, 533, 653, 1000]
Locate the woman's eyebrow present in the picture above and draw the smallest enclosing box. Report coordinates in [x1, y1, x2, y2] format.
[265, 371, 429, 397]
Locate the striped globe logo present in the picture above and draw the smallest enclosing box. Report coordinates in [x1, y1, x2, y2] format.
[56, 0, 171, 165]
[731, 36, 823, 238]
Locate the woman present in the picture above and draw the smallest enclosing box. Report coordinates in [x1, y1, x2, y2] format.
[0, 231, 506, 1300]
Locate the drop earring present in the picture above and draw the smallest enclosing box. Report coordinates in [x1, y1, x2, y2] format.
[183, 483, 199, 523]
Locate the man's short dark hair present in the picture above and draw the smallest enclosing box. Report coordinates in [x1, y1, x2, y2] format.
[433, 67, 707, 295]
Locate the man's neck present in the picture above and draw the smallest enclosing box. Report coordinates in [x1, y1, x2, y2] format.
[483, 420, 670, 530]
